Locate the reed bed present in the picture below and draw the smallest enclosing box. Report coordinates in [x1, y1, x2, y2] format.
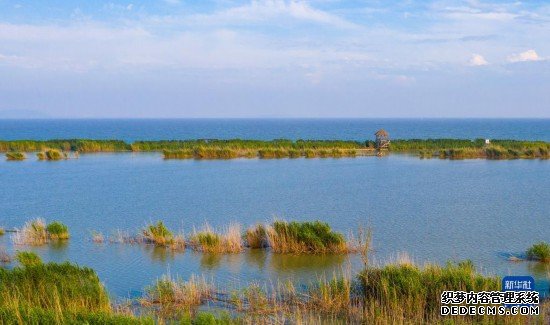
[46, 221, 70, 240]
[0, 261, 154, 324]
[526, 242, 550, 262]
[15, 251, 42, 267]
[189, 223, 243, 253]
[138, 259, 547, 324]
[37, 149, 67, 160]
[11, 218, 48, 245]
[142, 221, 185, 250]
[5, 151, 25, 160]
[245, 224, 267, 249]
[11, 219, 69, 245]
[265, 221, 350, 254]
[142, 274, 213, 309]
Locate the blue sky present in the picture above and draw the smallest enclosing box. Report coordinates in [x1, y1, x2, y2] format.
[0, 0, 549, 118]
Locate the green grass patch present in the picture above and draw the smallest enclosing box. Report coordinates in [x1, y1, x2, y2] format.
[526, 242, 550, 262]
[266, 221, 347, 254]
[46, 221, 70, 240]
[5, 151, 25, 161]
[15, 251, 42, 267]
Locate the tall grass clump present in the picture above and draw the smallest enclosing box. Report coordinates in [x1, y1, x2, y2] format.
[12, 218, 48, 246]
[245, 224, 267, 249]
[0, 227, 4, 236]
[15, 251, 42, 267]
[142, 221, 184, 250]
[266, 221, 348, 254]
[142, 274, 213, 309]
[308, 273, 352, 312]
[37, 149, 67, 160]
[0, 262, 112, 315]
[5, 151, 25, 160]
[526, 242, 550, 262]
[46, 221, 70, 240]
[359, 260, 499, 322]
[190, 223, 243, 253]
[163, 149, 194, 159]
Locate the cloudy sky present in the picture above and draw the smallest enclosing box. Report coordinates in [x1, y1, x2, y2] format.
[0, 0, 549, 118]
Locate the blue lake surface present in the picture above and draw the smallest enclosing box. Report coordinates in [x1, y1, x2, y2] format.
[0, 119, 549, 299]
[0, 153, 549, 298]
[0, 118, 549, 141]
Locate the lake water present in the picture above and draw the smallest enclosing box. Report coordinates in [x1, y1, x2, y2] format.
[0, 119, 549, 299]
[0, 118, 549, 141]
[1, 152, 549, 299]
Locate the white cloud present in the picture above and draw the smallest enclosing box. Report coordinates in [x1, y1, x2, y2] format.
[507, 49, 542, 63]
[183, 0, 358, 29]
[469, 54, 488, 66]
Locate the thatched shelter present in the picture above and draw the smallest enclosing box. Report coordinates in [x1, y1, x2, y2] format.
[375, 129, 390, 149]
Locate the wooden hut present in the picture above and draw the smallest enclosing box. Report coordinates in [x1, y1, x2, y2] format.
[375, 129, 390, 149]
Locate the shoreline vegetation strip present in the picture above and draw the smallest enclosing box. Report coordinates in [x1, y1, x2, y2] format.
[1, 138, 550, 160]
[0, 255, 548, 324]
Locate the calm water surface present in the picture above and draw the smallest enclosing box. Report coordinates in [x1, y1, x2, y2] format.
[0, 153, 549, 298]
[0, 118, 549, 141]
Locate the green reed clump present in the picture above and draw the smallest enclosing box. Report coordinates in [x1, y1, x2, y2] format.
[0, 227, 4, 236]
[37, 148, 67, 160]
[190, 224, 243, 253]
[143, 274, 213, 309]
[194, 147, 239, 159]
[15, 251, 42, 267]
[245, 224, 267, 249]
[266, 221, 347, 254]
[5, 151, 25, 161]
[359, 260, 499, 322]
[304, 149, 316, 158]
[288, 149, 301, 158]
[143, 221, 173, 245]
[526, 242, 550, 262]
[0, 262, 111, 314]
[258, 148, 289, 159]
[163, 149, 194, 159]
[46, 221, 70, 240]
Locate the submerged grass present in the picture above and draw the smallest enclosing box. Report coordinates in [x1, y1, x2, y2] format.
[526, 242, 550, 262]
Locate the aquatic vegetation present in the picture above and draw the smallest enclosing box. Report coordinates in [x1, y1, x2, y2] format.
[12, 218, 48, 246]
[5, 151, 25, 161]
[190, 223, 243, 253]
[37, 148, 67, 160]
[46, 221, 70, 240]
[142, 221, 174, 246]
[91, 231, 105, 243]
[15, 251, 42, 267]
[308, 273, 352, 312]
[163, 148, 194, 159]
[142, 274, 213, 308]
[266, 221, 348, 254]
[0, 227, 4, 236]
[359, 260, 499, 322]
[0, 261, 153, 323]
[0, 248, 10, 264]
[245, 224, 267, 249]
[526, 242, 550, 262]
[109, 229, 136, 244]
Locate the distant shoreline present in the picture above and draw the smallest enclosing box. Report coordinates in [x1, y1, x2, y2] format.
[2, 138, 549, 160]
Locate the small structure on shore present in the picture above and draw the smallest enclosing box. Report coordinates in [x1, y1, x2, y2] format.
[375, 129, 390, 149]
